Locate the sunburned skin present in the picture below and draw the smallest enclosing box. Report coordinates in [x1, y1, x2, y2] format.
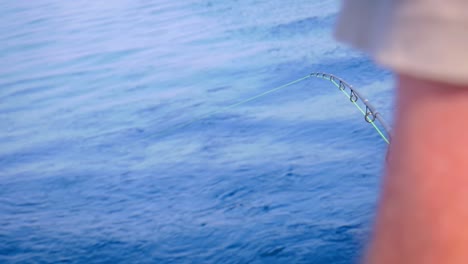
[366, 74, 468, 264]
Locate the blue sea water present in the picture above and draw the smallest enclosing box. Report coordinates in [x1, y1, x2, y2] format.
[0, 0, 394, 263]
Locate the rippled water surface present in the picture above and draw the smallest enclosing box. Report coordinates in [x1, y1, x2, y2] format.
[1, 1, 393, 263]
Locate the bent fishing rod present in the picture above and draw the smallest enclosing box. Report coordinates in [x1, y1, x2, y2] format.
[311, 72, 391, 144]
[168, 72, 392, 144]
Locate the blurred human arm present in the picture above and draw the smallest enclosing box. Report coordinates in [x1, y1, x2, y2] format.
[366, 74, 468, 264]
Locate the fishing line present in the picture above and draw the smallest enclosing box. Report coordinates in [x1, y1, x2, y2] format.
[164, 74, 312, 135]
[166, 72, 391, 144]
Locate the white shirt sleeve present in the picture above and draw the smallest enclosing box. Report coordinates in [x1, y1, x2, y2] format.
[334, 0, 468, 85]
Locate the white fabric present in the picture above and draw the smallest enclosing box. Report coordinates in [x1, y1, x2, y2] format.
[334, 0, 468, 85]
